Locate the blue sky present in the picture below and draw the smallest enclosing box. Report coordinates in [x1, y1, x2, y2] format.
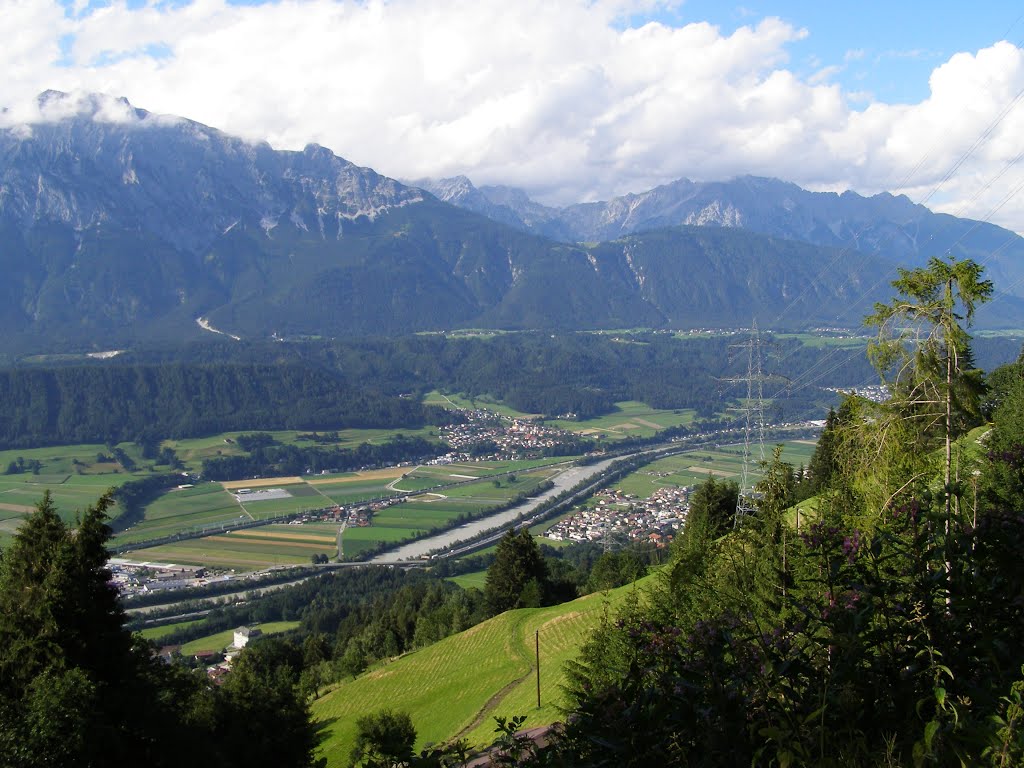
[665, 1, 1024, 102]
[7, 1, 1024, 232]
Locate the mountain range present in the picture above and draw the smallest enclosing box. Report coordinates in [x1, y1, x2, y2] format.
[414, 174, 1024, 293]
[1, 91, 1022, 354]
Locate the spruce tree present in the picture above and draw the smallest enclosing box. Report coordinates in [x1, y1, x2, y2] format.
[484, 529, 549, 614]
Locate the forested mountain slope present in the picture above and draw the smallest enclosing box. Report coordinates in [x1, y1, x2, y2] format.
[7, 92, 1020, 353]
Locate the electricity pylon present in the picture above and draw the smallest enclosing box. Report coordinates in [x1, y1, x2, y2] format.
[730, 322, 768, 528]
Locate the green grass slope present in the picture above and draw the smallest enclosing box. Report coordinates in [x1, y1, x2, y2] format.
[312, 574, 658, 767]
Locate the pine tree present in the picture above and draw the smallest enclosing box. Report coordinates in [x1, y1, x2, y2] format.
[484, 529, 549, 614]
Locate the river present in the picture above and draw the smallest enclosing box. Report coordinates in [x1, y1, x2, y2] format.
[368, 456, 621, 562]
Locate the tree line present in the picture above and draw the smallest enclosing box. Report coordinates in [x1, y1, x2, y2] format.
[200, 433, 446, 481]
[0, 362, 450, 449]
[5, 332, 1021, 451]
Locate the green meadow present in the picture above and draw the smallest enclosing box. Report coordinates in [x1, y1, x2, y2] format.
[607, 440, 817, 499]
[165, 426, 440, 473]
[422, 390, 540, 419]
[312, 574, 656, 766]
[773, 333, 871, 349]
[546, 400, 697, 439]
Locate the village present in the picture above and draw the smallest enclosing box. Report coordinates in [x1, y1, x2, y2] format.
[544, 484, 690, 547]
[433, 410, 592, 461]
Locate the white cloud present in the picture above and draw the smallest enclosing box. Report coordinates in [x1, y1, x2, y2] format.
[1, 1, 1024, 233]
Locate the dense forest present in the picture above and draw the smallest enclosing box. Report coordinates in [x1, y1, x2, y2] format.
[2, 332, 1020, 450]
[7, 331, 1022, 451]
[0, 362, 449, 449]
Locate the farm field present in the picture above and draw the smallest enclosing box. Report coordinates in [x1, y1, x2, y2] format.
[121, 522, 340, 569]
[608, 440, 817, 499]
[545, 401, 696, 439]
[164, 426, 440, 472]
[111, 458, 574, 563]
[312, 574, 655, 767]
[0, 470, 147, 545]
[115, 482, 245, 544]
[179, 621, 300, 655]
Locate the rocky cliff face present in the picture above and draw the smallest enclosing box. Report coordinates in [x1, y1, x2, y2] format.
[1, 91, 425, 255]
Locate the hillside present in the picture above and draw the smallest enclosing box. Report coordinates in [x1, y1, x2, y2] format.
[311, 573, 655, 766]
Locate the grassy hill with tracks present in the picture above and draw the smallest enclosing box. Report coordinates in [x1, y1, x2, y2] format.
[311, 573, 656, 766]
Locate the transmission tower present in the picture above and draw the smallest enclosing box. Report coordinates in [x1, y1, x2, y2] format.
[730, 322, 769, 528]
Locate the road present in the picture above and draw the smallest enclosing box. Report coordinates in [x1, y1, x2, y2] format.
[369, 456, 621, 562]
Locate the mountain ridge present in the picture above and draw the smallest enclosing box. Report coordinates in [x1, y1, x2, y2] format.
[414, 173, 1024, 297]
[2, 91, 1022, 355]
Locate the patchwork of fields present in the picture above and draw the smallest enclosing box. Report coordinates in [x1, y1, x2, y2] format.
[0, 471, 142, 545]
[116, 459, 568, 567]
[127, 523, 341, 569]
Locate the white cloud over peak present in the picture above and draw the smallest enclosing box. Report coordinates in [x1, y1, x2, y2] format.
[2, 0, 1024, 233]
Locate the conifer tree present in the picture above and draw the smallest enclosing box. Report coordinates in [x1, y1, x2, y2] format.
[484, 529, 549, 614]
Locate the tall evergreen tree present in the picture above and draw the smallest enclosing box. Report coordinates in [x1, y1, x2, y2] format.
[0, 492, 318, 767]
[484, 529, 549, 614]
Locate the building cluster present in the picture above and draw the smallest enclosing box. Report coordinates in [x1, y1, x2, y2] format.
[435, 411, 582, 461]
[155, 625, 264, 684]
[110, 560, 223, 597]
[824, 384, 889, 403]
[544, 485, 690, 546]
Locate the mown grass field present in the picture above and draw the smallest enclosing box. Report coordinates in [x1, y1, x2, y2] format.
[446, 570, 488, 590]
[116, 482, 246, 544]
[138, 618, 204, 642]
[312, 574, 657, 766]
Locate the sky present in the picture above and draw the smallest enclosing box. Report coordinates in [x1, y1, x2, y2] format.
[5, 0, 1024, 232]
